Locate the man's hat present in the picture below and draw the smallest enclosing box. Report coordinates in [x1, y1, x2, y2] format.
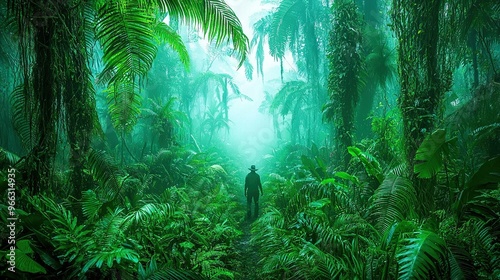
[248, 165, 258, 171]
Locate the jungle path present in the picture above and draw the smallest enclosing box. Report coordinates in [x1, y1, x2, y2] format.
[234, 217, 261, 280]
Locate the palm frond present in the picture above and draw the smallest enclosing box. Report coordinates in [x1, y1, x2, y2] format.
[81, 189, 104, 220]
[97, 1, 157, 84]
[268, 0, 303, 59]
[153, 21, 190, 69]
[154, 0, 249, 67]
[251, 14, 272, 79]
[106, 81, 142, 133]
[123, 202, 174, 228]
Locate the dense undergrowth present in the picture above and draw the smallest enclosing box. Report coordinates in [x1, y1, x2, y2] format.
[1, 146, 248, 279]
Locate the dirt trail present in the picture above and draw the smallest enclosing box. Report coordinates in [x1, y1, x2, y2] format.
[234, 217, 261, 280]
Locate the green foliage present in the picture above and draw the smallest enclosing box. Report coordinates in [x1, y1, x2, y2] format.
[348, 146, 384, 183]
[371, 175, 417, 233]
[8, 240, 47, 274]
[414, 129, 455, 178]
[397, 230, 447, 279]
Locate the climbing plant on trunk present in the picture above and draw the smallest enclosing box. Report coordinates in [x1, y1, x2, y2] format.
[324, 0, 363, 169]
[391, 0, 458, 213]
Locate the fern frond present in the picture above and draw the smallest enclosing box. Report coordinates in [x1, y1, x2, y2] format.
[10, 84, 37, 151]
[81, 189, 103, 220]
[86, 149, 125, 200]
[93, 208, 125, 249]
[397, 230, 447, 280]
[371, 175, 417, 233]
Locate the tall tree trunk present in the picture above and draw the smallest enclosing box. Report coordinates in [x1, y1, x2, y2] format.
[25, 7, 59, 195]
[326, 0, 363, 169]
[392, 0, 453, 214]
[60, 2, 95, 199]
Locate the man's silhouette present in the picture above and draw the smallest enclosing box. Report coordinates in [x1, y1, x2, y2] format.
[245, 165, 263, 218]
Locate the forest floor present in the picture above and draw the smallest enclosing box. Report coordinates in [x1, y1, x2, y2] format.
[234, 216, 261, 280]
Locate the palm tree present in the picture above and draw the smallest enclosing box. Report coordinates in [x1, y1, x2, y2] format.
[6, 0, 249, 195]
[251, 0, 330, 144]
[270, 80, 313, 144]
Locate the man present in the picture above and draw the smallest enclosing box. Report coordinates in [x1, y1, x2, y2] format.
[245, 165, 263, 218]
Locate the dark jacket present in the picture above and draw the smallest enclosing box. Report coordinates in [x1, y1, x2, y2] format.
[245, 171, 263, 195]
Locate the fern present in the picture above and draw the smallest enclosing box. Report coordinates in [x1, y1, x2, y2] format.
[447, 242, 478, 280]
[371, 175, 417, 233]
[397, 230, 447, 280]
[123, 202, 174, 228]
[10, 84, 37, 151]
[81, 189, 104, 220]
[97, 1, 156, 84]
[41, 196, 92, 264]
[106, 81, 142, 133]
[92, 208, 125, 249]
[86, 149, 125, 200]
[153, 20, 190, 68]
[456, 156, 500, 221]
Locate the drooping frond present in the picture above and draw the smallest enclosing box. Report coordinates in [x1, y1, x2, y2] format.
[251, 14, 272, 78]
[153, 0, 249, 67]
[153, 21, 190, 69]
[447, 242, 478, 280]
[86, 149, 125, 200]
[268, 0, 303, 59]
[106, 81, 142, 132]
[456, 156, 500, 221]
[96, 1, 157, 85]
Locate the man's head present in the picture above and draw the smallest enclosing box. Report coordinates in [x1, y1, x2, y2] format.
[248, 165, 258, 172]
